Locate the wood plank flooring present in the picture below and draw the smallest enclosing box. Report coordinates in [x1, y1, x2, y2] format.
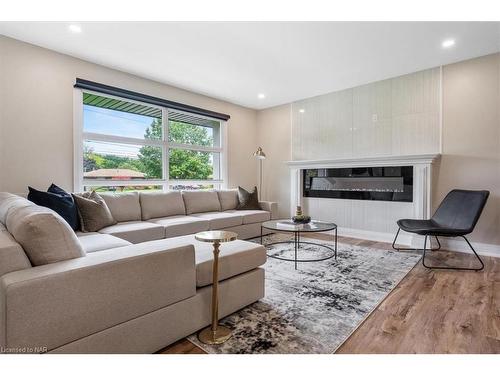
[158, 234, 500, 354]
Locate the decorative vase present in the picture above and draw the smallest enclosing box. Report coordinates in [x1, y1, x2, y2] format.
[292, 206, 311, 224]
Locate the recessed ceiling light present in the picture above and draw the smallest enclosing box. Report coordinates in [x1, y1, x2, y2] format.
[299, 109, 305, 113]
[69, 24, 82, 33]
[257, 93, 266, 99]
[441, 39, 455, 48]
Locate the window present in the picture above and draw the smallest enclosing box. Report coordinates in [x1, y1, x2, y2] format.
[75, 91, 226, 192]
[167, 109, 222, 186]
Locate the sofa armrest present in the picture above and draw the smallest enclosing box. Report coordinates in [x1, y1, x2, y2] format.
[0, 242, 196, 352]
[259, 201, 278, 219]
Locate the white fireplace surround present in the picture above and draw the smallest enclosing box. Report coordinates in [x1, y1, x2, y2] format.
[286, 154, 441, 247]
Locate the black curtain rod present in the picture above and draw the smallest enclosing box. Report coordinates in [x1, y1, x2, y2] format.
[74, 78, 231, 121]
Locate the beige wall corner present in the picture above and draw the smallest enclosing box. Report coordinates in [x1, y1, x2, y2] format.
[437, 52, 500, 245]
[0, 35, 258, 194]
[256, 104, 292, 218]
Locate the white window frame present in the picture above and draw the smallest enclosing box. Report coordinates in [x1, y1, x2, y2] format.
[73, 88, 227, 192]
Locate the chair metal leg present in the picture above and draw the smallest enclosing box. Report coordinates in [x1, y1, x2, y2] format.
[434, 236, 441, 251]
[392, 228, 441, 252]
[422, 235, 484, 271]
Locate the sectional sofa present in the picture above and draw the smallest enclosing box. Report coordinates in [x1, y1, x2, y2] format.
[0, 190, 277, 353]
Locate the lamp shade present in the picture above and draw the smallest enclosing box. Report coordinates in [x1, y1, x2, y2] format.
[253, 147, 266, 159]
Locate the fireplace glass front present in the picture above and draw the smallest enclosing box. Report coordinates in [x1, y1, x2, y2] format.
[303, 166, 413, 202]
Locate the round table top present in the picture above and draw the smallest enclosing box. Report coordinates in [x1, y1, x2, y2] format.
[195, 230, 238, 243]
[262, 219, 337, 233]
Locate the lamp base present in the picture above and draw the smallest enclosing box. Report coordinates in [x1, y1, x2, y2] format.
[198, 325, 232, 345]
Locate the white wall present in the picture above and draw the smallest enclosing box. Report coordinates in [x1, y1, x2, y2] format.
[0, 35, 258, 194]
[291, 67, 441, 160]
[435, 53, 500, 246]
[256, 105, 291, 218]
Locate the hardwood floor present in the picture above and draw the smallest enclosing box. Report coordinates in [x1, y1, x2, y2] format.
[158, 234, 500, 354]
[159, 339, 206, 354]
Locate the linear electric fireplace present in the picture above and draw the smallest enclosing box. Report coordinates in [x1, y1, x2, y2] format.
[303, 166, 413, 202]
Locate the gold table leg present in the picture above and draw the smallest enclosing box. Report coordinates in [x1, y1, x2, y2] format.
[198, 240, 232, 345]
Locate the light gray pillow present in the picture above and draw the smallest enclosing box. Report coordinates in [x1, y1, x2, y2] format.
[73, 191, 117, 232]
[182, 191, 221, 214]
[140, 191, 186, 220]
[6, 204, 85, 266]
[217, 190, 239, 211]
[99, 192, 141, 222]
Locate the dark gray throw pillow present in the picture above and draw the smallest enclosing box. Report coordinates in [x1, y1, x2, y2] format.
[236, 186, 261, 210]
[72, 191, 117, 232]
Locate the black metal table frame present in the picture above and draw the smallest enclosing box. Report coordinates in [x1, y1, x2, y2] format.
[260, 223, 338, 270]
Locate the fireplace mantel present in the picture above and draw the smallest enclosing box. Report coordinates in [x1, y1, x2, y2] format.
[285, 153, 441, 169]
[286, 154, 441, 244]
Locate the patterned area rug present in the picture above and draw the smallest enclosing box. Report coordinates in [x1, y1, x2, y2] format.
[188, 233, 421, 354]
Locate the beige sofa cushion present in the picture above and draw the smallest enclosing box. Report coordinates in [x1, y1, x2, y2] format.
[77, 232, 131, 253]
[98, 221, 164, 244]
[224, 209, 271, 224]
[100, 192, 142, 222]
[154, 234, 267, 287]
[6, 205, 85, 266]
[191, 211, 243, 230]
[148, 215, 209, 238]
[140, 191, 186, 220]
[195, 239, 266, 287]
[258, 201, 278, 219]
[0, 223, 32, 277]
[182, 191, 221, 214]
[217, 190, 239, 211]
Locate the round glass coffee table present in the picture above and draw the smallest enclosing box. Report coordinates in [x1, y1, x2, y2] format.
[260, 219, 337, 270]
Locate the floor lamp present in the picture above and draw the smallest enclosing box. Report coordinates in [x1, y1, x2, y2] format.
[253, 147, 266, 200]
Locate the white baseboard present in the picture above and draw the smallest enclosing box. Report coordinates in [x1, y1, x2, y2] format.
[335, 227, 500, 258]
[411, 236, 500, 258]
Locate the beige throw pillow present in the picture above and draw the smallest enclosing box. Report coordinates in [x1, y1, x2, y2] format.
[6, 204, 85, 266]
[73, 191, 117, 232]
[0, 192, 34, 224]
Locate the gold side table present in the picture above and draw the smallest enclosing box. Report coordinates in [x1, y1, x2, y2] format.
[195, 230, 238, 345]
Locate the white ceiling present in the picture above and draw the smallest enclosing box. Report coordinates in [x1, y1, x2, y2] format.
[0, 22, 499, 109]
